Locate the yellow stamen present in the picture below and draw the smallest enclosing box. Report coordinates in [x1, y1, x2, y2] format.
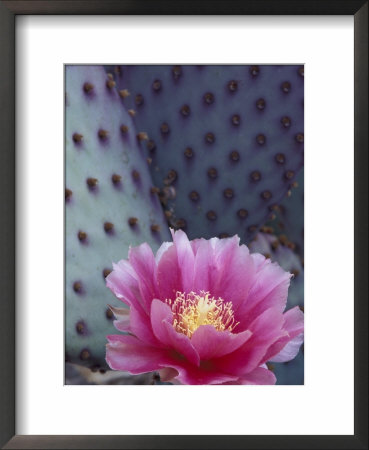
[166, 291, 238, 338]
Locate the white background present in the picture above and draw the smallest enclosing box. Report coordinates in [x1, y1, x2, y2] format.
[16, 16, 354, 435]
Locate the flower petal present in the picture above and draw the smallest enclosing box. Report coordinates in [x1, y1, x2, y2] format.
[150, 299, 200, 366]
[194, 237, 255, 312]
[164, 359, 239, 385]
[213, 241, 255, 311]
[106, 260, 148, 317]
[157, 244, 181, 301]
[236, 256, 291, 330]
[155, 241, 173, 264]
[109, 305, 130, 320]
[109, 305, 130, 332]
[106, 334, 167, 374]
[251, 252, 268, 271]
[128, 243, 158, 312]
[108, 287, 160, 346]
[224, 367, 277, 385]
[129, 304, 160, 346]
[190, 238, 205, 255]
[269, 333, 304, 363]
[283, 305, 305, 335]
[158, 367, 179, 382]
[191, 325, 252, 360]
[214, 307, 286, 375]
[171, 229, 195, 293]
[240, 367, 277, 385]
[266, 306, 304, 362]
[192, 238, 214, 293]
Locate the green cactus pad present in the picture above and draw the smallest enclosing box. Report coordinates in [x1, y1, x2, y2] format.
[65, 65, 170, 370]
[110, 64, 304, 243]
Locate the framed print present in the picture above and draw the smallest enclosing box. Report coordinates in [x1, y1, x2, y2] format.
[0, 1, 367, 449]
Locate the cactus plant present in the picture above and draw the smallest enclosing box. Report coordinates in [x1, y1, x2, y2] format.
[109, 64, 304, 242]
[266, 169, 304, 257]
[65, 65, 170, 370]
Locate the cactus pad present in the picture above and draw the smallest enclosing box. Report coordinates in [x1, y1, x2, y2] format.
[110, 64, 304, 243]
[65, 65, 170, 370]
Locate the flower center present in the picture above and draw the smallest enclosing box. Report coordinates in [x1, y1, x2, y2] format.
[166, 291, 238, 338]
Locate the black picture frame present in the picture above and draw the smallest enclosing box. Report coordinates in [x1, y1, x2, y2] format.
[0, 1, 367, 449]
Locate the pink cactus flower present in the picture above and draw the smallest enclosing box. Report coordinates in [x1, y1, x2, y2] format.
[105, 230, 304, 385]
